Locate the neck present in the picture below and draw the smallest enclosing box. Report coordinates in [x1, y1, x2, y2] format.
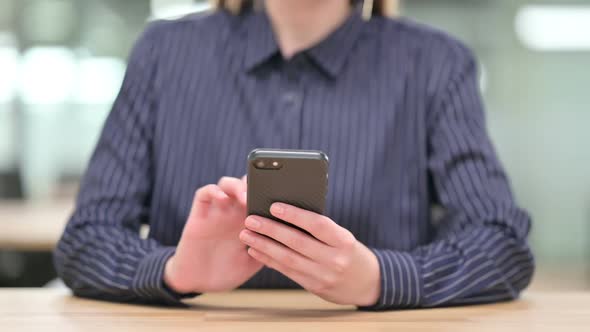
[264, 0, 352, 59]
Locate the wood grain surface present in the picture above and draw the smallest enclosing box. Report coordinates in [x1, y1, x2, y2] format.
[1, 289, 589, 331]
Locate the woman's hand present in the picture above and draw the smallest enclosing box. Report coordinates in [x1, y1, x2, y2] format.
[164, 177, 263, 294]
[239, 203, 381, 307]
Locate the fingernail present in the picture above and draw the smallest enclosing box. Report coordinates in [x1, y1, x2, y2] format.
[245, 216, 260, 229]
[271, 203, 285, 215]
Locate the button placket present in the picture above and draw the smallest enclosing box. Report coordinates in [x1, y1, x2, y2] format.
[280, 56, 305, 147]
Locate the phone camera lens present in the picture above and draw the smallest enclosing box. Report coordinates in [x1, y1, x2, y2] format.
[256, 161, 265, 168]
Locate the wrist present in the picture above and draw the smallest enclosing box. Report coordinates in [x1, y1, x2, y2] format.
[163, 255, 192, 294]
[355, 243, 381, 307]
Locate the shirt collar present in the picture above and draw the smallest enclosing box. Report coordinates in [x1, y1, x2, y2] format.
[242, 8, 366, 78]
[242, 10, 278, 73]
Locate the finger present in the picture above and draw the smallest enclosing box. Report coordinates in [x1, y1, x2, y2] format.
[247, 247, 326, 294]
[241, 174, 248, 203]
[244, 215, 337, 264]
[239, 229, 330, 281]
[194, 184, 225, 203]
[193, 185, 228, 218]
[218, 176, 246, 194]
[218, 176, 247, 205]
[270, 203, 356, 248]
[211, 188, 231, 209]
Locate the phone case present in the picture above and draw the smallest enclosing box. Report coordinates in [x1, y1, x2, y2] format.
[247, 149, 329, 224]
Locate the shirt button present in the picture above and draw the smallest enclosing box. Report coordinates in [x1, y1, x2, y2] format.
[286, 69, 300, 83]
[291, 53, 307, 68]
[282, 92, 300, 109]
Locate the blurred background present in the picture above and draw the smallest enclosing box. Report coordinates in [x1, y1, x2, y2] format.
[0, 0, 588, 290]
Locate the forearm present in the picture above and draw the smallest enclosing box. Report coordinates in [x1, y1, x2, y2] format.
[54, 220, 190, 305]
[363, 223, 534, 310]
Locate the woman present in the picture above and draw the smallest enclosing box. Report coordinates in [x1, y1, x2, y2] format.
[54, 0, 534, 310]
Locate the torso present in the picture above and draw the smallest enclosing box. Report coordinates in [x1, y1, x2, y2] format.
[145, 9, 460, 287]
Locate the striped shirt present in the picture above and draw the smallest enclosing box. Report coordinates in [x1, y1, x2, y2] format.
[54, 8, 534, 310]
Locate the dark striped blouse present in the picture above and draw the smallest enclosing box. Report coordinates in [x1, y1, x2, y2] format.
[54, 8, 534, 310]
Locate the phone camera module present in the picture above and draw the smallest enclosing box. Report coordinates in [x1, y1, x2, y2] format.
[254, 159, 282, 170]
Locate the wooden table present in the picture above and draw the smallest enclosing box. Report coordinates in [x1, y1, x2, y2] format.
[1, 289, 589, 331]
[0, 200, 72, 251]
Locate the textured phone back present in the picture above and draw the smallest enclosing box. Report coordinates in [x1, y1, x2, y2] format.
[247, 155, 328, 222]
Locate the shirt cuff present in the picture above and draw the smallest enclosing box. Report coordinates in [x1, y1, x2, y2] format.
[358, 249, 423, 310]
[131, 246, 198, 305]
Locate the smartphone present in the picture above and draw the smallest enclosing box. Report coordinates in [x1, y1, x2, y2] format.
[247, 148, 329, 227]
